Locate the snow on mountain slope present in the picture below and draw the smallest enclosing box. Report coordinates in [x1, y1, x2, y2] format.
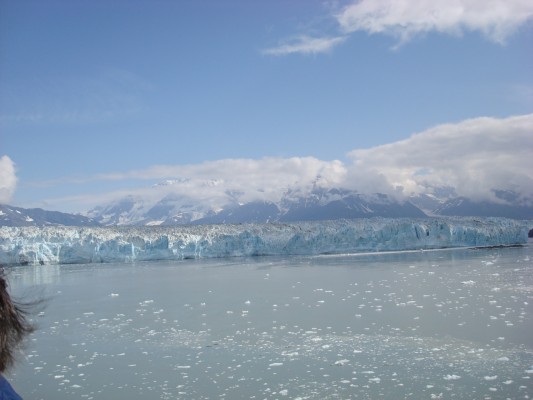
[0, 204, 99, 227]
[87, 186, 427, 226]
[0, 217, 528, 266]
[434, 197, 533, 219]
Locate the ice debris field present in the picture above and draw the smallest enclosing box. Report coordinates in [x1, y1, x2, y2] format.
[9, 245, 533, 400]
[0, 217, 529, 266]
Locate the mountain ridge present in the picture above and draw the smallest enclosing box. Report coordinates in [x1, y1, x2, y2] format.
[3, 187, 532, 228]
[86, 188, 428, 226]
[0, 204, 99, 227]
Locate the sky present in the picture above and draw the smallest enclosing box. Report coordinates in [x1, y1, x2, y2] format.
[1, 0, 532, 213]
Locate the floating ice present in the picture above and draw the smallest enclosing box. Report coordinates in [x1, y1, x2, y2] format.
[443, 374, 461, 380]
[334, 359, 350, 366]
[0, 217, 528, 265]
[268, 362, 283, 367]
[10, 241, 533, 400]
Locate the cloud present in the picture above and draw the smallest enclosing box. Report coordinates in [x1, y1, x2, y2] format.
[42, 156, 345, 188]
[34, 114, 533, 213]
[337, 0, 533, 45]
[41, 157, 348, 212]
[262, 35, 347, 56]
[0, 155, 17, 204]
[347, 113, 533, 204]
[263, 0, 533, 55]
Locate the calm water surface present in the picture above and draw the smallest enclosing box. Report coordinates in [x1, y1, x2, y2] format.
[7, 244, 533, 399]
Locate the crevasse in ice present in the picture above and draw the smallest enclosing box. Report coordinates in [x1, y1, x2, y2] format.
[0, 217, 529, 266]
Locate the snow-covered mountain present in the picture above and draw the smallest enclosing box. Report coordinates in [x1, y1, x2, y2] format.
[409, 190, 533, 220]
[86, 187, 427, 226]
[84, 174, 533, 226]
[79, 183, 533, 226]
[433, 197, 533, 219]
[0, 204, 99, 227]
[2, 184, 532, 228]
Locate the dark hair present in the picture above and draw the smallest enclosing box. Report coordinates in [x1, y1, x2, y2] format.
[0, 270, 36, 372]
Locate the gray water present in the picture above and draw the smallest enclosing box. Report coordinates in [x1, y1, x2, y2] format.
[6, 245, 533, 399]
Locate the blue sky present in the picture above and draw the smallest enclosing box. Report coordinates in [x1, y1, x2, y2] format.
[1, 0, 532, 213]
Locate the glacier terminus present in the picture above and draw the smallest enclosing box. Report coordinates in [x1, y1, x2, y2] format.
[0, 217, 529, 266]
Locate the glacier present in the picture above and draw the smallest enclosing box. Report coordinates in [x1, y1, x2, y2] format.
[0, 217, 529, 266]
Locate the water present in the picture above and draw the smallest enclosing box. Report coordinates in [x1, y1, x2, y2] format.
[6, 244, 533, 399]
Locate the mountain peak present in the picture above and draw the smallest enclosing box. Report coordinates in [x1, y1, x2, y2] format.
[0, 204, 99, 227]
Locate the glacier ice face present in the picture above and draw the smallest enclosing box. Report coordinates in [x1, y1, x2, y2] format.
[0, 217, 529, 266]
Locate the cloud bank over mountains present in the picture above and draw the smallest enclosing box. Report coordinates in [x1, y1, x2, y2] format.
[110, 113, 533, 208]
[43, 157, 349, 213]
[3, 113, 530, 213]
[348, 113, 533, 204]
[263, 0, 533, 55]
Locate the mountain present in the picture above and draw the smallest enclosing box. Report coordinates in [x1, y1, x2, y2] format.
[278, 189, 425, 222]
[85, 188, 427, 226]
[86, 184, 533, 226]
[3, 187, 532, 228]
[0, 204, 100, 227]
[433, 197, 533, 219]
[408, 193, 446, 216]
[192, 201, 281, 224]
[413, 190, 533, 220]
[87, 194, 212, 226]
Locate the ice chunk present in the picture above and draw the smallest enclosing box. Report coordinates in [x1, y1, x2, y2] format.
[334, 359, 350, 366]
[268, 362, 283, 367]
[443, 374, 461, 380]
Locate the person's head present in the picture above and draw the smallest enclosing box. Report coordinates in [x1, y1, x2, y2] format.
[0, 270, 35, 372]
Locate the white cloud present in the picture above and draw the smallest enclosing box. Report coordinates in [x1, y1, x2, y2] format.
[43, 157, 348, 212]
[84, 156, 345, 190]
[347, 113, 533, 204]
[0, 155, 17, 204]
[262, 35, 347, 56]
[263, 0, 533, 55]
[337, 0, 533, 45]
[34, 114, 533, 213]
